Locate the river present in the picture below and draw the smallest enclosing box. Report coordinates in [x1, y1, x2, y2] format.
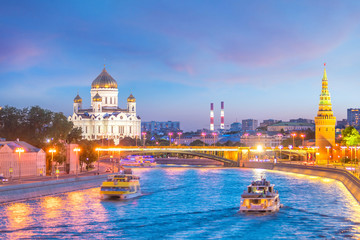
[0, 167, 359, 239]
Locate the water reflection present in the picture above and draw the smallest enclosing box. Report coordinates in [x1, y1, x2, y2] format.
[0, 168, 359, 239]
[5, 203, 34, 239]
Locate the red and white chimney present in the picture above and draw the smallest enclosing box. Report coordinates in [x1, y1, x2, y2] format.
[220, 101, 224, 129]
[210, 103, 214, 131]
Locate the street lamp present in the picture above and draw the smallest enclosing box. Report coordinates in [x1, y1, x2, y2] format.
[278, 145, 283, 160]
[177, 132, 182, 146]
[300, 134, 305, 146]
[142, 132, 147, 147]
[168, 132, 173, 146]
[48, 148, 56, 179]
[289, 145, 293, 162]
[15, 147, 25, 182]
[73, 147, 81, 176]
[256, 132, 262, 144]
[243, 133, 249, 147]
[95, 148, 100, 175]
[326, 146, 331, 166]
[212, 132, 217, 147]
[291, 133, 297, 147]
[201, 132, 207, 146]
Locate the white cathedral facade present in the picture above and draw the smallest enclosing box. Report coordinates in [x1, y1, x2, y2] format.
[68, 67, 141, 145]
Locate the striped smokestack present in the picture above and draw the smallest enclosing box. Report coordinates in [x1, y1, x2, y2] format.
[210, 103, 214, 131]
[220, 101, 224, 129]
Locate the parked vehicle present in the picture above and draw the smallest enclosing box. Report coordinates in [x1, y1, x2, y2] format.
[0, 176, 9, 184]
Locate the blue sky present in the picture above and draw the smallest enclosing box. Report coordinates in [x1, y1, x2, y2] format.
[1, 0, 360, 131]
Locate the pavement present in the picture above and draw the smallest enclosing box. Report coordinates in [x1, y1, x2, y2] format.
[0, 162, 118, 186]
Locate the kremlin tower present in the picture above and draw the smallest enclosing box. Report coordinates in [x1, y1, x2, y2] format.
[314, 64, 336, 164]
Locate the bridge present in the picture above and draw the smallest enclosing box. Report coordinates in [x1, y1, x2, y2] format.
[95, 146, 318, 167]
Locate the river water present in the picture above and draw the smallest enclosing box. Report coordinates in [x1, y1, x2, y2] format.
[1, 167, 360, 239]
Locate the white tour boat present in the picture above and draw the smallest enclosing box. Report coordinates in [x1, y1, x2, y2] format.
[240, 177, 281, 213]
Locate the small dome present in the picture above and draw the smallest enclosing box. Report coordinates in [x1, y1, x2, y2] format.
[127, 94, 136, 102]
[93, 92, 102, 102]
[74, 93, 82, 103]
[91, 68, 118, 89]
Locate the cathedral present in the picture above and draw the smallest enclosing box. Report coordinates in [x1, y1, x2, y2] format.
[68, 67, 141, 145]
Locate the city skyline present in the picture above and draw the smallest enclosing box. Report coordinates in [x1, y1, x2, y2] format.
[2, 1, 360, 130]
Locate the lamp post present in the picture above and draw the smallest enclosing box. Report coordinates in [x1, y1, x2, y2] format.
[243, 133, 249, 147]
[341, 146, 347, 166]
[48, 148, 56, 178]
[291, 133, 297, 147]
[15, 148, 25, 182]
[168, 132, 173, 146]
[256, 132, 262, 145]
[326, 146, 331, 166]
[73, 147, 81, 176]
[279, 145, 283, 160]
[177, 132, 182, 146]
[95, 148, 100, 175]
[201, 132, 207, 146]
[289, 145, 293, 162]
[300, 134, 305, 146]
[212, 132, 217, 147]
[142, 132, 147, 147]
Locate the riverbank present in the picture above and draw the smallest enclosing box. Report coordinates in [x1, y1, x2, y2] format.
[0, 174, 109, 204]
[243, 161, 360, 204]
[155, 158, 223, 166]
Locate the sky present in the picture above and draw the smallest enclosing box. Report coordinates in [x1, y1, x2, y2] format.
[1, 0, 360, 131]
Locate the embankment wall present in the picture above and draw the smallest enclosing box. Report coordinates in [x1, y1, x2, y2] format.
[0, 174, 109, 204]
[243, 161, 360, 204]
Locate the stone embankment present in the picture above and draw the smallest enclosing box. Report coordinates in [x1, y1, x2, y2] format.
[0, 174, 109, 204]
[155, 158, 223, 166]
[243, 161, 360, 204]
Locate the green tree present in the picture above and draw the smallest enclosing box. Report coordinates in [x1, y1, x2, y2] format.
[119, 137, 136, 146]
[0, 106, 26, 141]
[25, 106, 52, 146]
[67, 127, 83, 143]
[190, 140, 207, 146]
[78, 140, 98, 170]
[49, 112, 74, 142]
[342, 126, 360, 146]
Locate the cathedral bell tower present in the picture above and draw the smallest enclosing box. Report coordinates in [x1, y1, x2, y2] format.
[92, 92, 102, 113]
[314, 64, 336, 164]
[73, 93, 82, 114]
[127, 94, 136, 114]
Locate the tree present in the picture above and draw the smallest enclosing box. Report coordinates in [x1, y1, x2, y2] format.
[342, 126, 360, 146]
[190, 140, 207, 146]
[119, 137, 136, 146]
[25, 106, 52, 146]
[78, 140, 98, 170]
[49, 112, 74, 142]
[0, 106, 26, 141]
[67, 127, 83, 143]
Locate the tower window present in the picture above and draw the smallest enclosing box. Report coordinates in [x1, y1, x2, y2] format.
[105, 97, 107, 104]
[110, 98, 112, 104]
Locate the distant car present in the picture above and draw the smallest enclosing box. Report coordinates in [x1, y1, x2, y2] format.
[303, 161, 315, 166]
[0, 176, 8, 184]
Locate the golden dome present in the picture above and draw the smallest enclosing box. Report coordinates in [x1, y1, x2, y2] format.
[91, 68, 118, 89]
[93, 92, 102, 102]
[74, 93, 82, 103]
[127, 94, 136, 102]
